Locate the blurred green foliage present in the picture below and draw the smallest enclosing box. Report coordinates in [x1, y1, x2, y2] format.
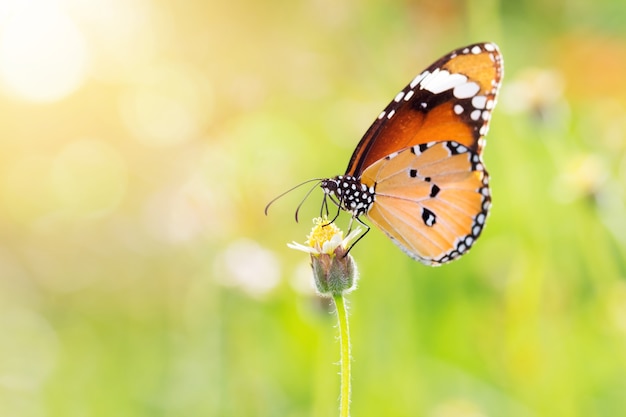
[1, 0, 626, 416]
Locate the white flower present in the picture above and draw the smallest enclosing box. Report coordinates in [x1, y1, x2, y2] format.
[287, 217, 362, 257]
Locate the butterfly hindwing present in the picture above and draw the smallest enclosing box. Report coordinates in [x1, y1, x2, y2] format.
[360, 141, 490, 265]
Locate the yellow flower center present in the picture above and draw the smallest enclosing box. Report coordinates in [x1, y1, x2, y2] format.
[306, 217, 342, 248]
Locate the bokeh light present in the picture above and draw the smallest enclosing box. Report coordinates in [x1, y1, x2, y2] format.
[0, 0, 88, 102]
[214, 239, 281, 297]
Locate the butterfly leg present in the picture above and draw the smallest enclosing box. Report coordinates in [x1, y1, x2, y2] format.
[329, 202, 342, 224]
[343, 216, 370, 256]
[320, 194, 330, 218]
[321, 193, 343, 225]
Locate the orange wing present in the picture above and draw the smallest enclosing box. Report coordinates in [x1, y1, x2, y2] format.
[360, 141, 490, 265]
[346, 42, 503, 178]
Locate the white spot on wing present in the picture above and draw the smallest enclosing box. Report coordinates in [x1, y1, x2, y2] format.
[453, 81, 480, 99]
[421, 69, 468, 94]
[454, 104, 463, 115]
[471, 45, 482, 54]
[404, 89, 415, 101]
[394, 91, 405, 102]
[410, 71, 428, 89]
[472, 95, 487, 109]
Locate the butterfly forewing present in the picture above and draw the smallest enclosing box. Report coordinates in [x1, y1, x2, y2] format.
[346, 42, 503, 178]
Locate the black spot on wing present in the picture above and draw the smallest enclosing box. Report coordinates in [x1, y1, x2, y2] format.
[430, 184, 440, 198]
[421, 207, 436, 227]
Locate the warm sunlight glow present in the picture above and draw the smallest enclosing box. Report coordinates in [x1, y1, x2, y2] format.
[0, 0, 88, 102]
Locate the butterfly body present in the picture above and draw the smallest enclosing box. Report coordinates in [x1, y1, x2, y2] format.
[321, 42, 503, 266]
[320, 176, 375, 217]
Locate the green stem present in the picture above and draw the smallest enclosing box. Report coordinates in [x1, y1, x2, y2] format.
[333, 293, 351, 417]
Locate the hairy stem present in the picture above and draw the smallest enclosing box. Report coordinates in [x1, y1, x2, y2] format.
[333, 293, 351, 417]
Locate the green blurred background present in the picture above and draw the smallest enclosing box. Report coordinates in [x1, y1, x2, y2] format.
[1, 0, 626, 416]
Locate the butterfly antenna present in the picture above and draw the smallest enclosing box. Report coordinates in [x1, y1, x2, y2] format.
[294, 180, 324, 222]
[264, 178, 323, 217]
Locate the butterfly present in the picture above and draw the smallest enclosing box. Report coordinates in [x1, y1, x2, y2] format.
[269, 42, 503, 266]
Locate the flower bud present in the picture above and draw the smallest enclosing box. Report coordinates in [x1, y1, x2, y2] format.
[311, 245, 358, 296]
[288, 217, 361, 297]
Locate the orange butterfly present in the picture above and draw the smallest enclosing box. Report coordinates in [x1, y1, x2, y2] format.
[319, 43, 503, 265]
[268, 43, 503, 265]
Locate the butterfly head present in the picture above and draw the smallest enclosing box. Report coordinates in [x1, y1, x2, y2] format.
[321, 175, 375, 217]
